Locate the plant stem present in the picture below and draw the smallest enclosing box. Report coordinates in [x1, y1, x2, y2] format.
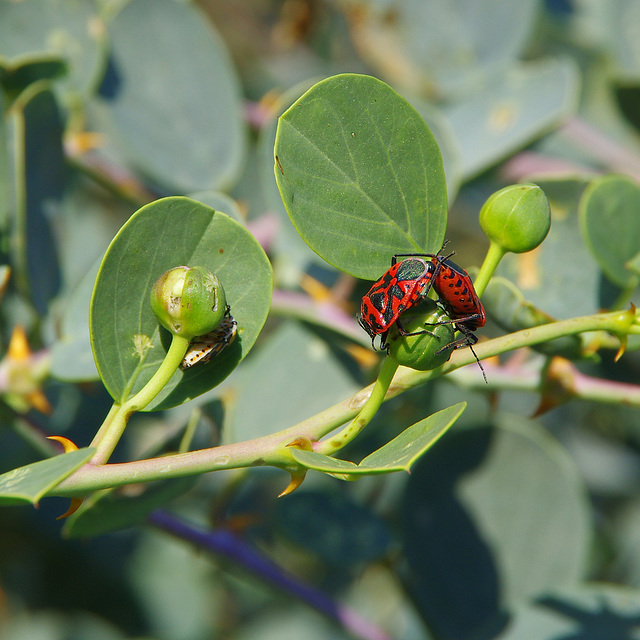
[179, 408, 202, 453]
[315, 357, 398, 455]
[90, 334, 189, 465]
[10, 98, 30, 302]
[89, 403, 121, 450]
[51, 307, 639, 496]
[474, 240, 505, 296]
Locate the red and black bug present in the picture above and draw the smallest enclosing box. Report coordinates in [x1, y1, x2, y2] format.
[358, 244, 487, 381]
[427, 247, 487, 382]
[431, 254, 486, 337]
[358, 255, 440, 351]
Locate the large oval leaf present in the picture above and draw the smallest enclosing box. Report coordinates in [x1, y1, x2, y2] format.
[228, 322, 361, 442]
[274, 490, 391, 566]
[51, 259, 99, 382]
[579, 174, 640, 289]
[402, 414, 592, 639]
[0, 0, 105, 97]
[274, 73, 447, 280]
[258, 79, 329, 278]
[444, 58, 579, 179]
[96, 0, 245, 192]
[90, 196, 272, 411]
[346, 0, 539, 99]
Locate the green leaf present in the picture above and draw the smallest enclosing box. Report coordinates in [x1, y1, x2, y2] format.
[608, 1, 640, 79]
[90, 196, 272, 411]
[289, 403, 465, 476]
[228, 322, 361, 442]
[409, 96, 464, 202]
[445, 58, 579, 179]
[628, 250, 640, 277]
[288, 451, 359, 475]
[55, 175, 133, 293]
[62, 477, 196, 538]
[96, 0, 245, 192]
[274, 73, 447, 280]
[51, 259, 99, 382]
[128, 529, 227, 640]
[612, 498, 640, 585]
[219, 611, 348, 640]
[579, 174, 640, 289]
[258, 79, 329, 278]
[402, 414, 592, 639]
[0, 448, 94, 506]
[0, 58, 67, 94]
[0, 0, 105, 96]
[274, 490, 391, 565]
[51, 177, 133, 382]
[3, 610, 132, 640]
[349, 0, 539, 98]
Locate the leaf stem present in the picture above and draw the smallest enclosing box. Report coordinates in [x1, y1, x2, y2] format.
[88, 403, 121, 450]
[179, 408, 202, 454]
[315, 357, 398, 456]
[474, 240, 506, 297]
[90, 334, 189, 465]
[10, 100, 30, 302]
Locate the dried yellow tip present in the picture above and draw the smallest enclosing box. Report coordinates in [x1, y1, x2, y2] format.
[278, 471, 307, 498]
[47, 436, 79, 453]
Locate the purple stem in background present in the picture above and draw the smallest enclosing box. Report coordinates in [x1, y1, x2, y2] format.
[561, 117, 640, 179]
[246, 211, 280, 251]
[147, 510, 394, 640]
[502, 117, 640, 183]
[271, 289, 366, 344]
[500, 150, 592, 182]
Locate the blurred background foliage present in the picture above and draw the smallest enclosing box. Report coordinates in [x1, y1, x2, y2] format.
[1, 0, 640, 639]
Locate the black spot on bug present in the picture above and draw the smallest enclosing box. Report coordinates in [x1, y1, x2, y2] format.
[370, 291, 386, 311]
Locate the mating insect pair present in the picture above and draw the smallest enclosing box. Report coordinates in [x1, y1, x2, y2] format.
[358, 244, 486, 380]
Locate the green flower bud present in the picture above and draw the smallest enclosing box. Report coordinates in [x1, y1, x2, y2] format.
[150, 266, 227, 339]
[387, 299, 455, 371]
[479, 184, 551, 253]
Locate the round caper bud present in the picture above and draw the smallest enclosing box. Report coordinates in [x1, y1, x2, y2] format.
[387, 299, 455, 371]
[479, 184, 551, 254]
[150, 266, 227, 339]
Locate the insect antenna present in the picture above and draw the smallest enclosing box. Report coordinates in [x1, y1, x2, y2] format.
[467, 341, 487, 384]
